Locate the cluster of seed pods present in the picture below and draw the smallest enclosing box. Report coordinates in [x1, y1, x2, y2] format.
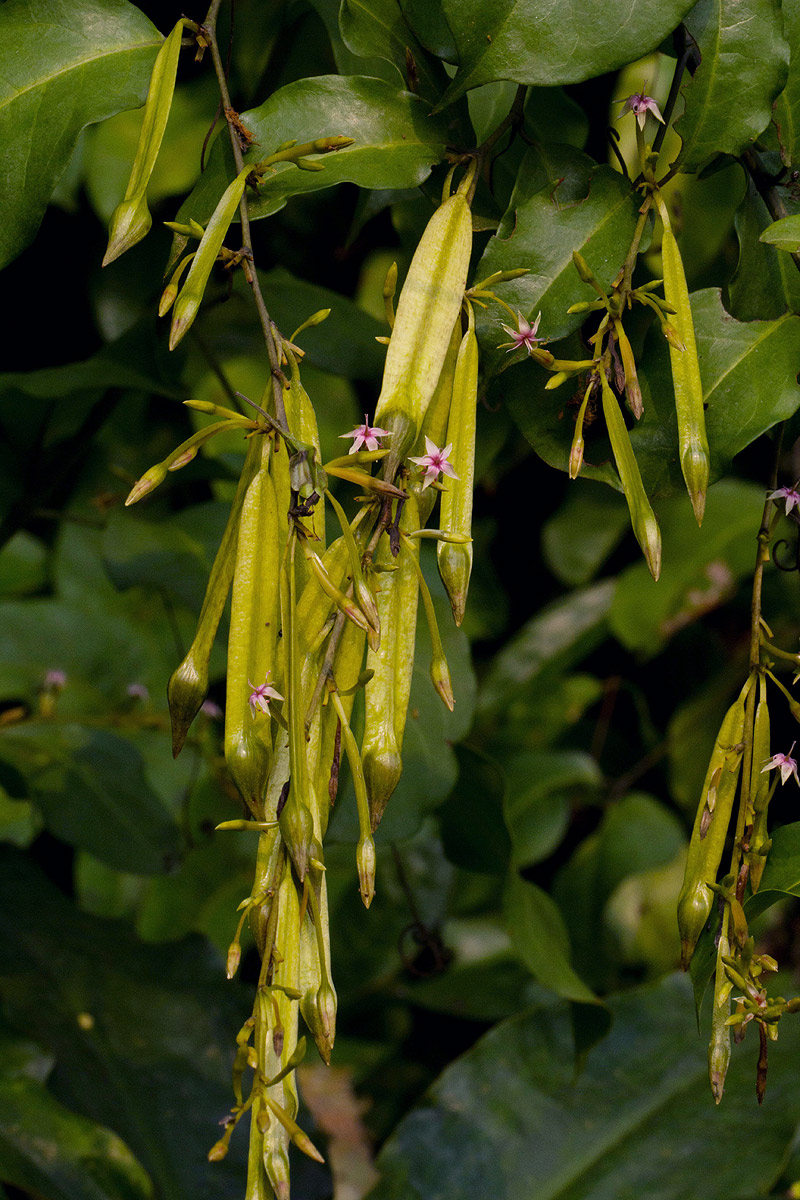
[120, 163, 493, 1196]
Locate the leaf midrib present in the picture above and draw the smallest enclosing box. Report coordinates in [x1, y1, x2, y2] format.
[0, 35, 159, 112]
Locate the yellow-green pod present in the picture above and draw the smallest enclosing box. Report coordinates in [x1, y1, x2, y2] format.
[708, 929, 732, 1104]
[260, 862, 301, 1200]
[311, 619, 366, 839]
[677, 684, 750, 968]
[659, 217, 710, 525]
[748, 677, 772, 892]
[168, 439, 260, 757]
[374, 186, 473, 462]
[411, 315, 462, 525]
[393, 494, 421, 752]
[438, 306, 478, 626]
[279, 539, 317, 881]
[284, 354, 325, 552]
[225, 438, 281, 816]
[600, 372, 661, 581]
[612, 318, 643, 420]
[169, 165, 251, 350]
[103, 19, 188, 266]
[361, 539, 403, 829]
[297, 875, 336, 1064]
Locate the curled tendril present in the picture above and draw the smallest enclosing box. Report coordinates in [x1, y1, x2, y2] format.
[772, 538, 800, 573]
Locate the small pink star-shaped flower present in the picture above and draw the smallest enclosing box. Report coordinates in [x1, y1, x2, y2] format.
[499, 311, 542, 355]
[761, 742, 800, 786]
[618, 91, 665, 131]
[340, 415, 390, 455]
[767, 485, 800, 516]
[248, 673, 284, 717]
[408, 437, 459, 490]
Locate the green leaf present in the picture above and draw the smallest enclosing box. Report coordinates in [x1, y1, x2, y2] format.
[773, 0, 800, 166]
[477, 581, 615, 720]
[542, 482, 629, 586]
[0, 0, 161, 268]
[177, 76, 447, 227]
[368, 973, 800, 1200]
[728, 183, 800, 320]
[0, 532, 47, 598]
[609, 478, 765, 654]
[474, 145, 639, 379]
[675, 0, 789, 172]
[760, 213, 800, 251]
[746, 821, 800, 918]
[0, 724, 180, 875]
[503, 872, 598, 1004]
[438, 746, 511, 875]
[631, 289, 800, 496]
[338, 0, 448, 102]
[436, 0, 696, 106]
[553, 794, 685, 989]
[0, 849, 254, 1200]
[0, 1023, 153, 1200]
[503, 750, 602, 868]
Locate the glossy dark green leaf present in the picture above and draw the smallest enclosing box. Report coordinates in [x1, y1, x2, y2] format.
[746, 821, 800, 918]
[177, 76, 447, 227]
[0, 724, 180, 874]
[675, 0, 789, 172]
[438, 746, 511, 875]
[773, 0, 800, 166]
[609, 479, 765, 654]
[368, 973, 800, 1200]
[727, 183, 800, 320]
[631, 290, 800, 496]
[553, 794, 685, 989]
[503, 750, 602, 868]
[306, 0, 400, 82]
[338, 0, 447, 102]
[503, 872, 597, 1004]
[760, 214, 800, 251]
[474, 145, 639, 379]
[436, 0, 696, 106]
[0, 1026, 152, 1200]
[477, 581, 615, 720]
[0, 849, 254, 1200]
[542, 482, 629, 586]
[0, 532, 47, 598]
[0, 0, 161, 268]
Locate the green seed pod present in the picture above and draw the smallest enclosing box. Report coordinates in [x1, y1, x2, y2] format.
[279, 539, 317, 881]
[600, 372, 661, 581]
[298, 873, 336, 1064]
[392, 494, 422, 751]
[374, 184, 473, 463]
[325, 489, 379, 649]
[438, 306, 478, 626]
[331, 689, 375, 906]
[569, 381, 594, 480]
[708, 927, 732, 1104]
[748, 677, 772, 892]
[169, 165, 251, 350]
[225, 437, 281, 816]
[361, 538, 404, 830]
[612, 318, 643, 420]
[310, 618, 366, 839]
[658, 209, 710, 525]
[677, 680, 751, 968]
[284, 350, 325, 552]
[103, 20, 188, 265]
[410, 316, 462, 527]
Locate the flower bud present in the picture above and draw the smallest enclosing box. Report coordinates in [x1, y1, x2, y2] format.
[125, 462, 167, 506]
[356, 833, 376, 908]
[431, 653, 455, 712]
[278, 801, 315, 881]
[168, 652, 208, 757]
[225, 941, 241, 980]
[207, 1139, 229, 1162]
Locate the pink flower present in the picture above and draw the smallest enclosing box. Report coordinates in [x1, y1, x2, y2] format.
[761, 743, 800, 786]
[340, 415, 390, 454]
[618, 91, 665, 131]
[126, 683, 149, 701]
[408, 437, 458, 489]
[499, 311, 542, 355]
[201, 698, 223, 720]
[248, 673, 284, 717]
[767, 485, 800, 516]
[43, 669, 67, 690]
